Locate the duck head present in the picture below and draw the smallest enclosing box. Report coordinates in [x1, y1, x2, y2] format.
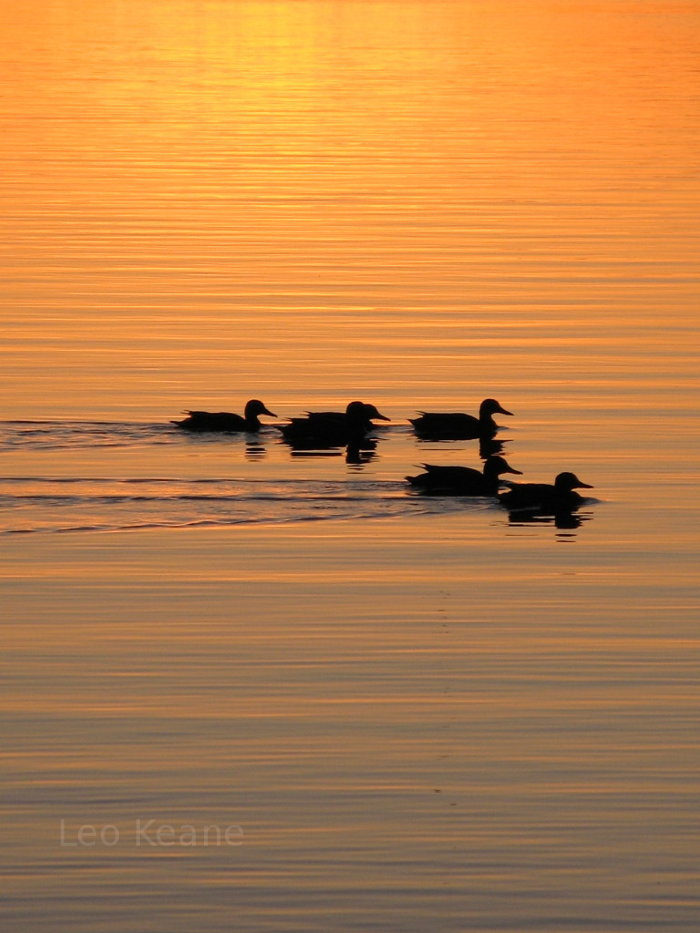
[362, 403, 390, 422]
[345, 401, 368, 419]
[344, 401, 389, 422]
[480, 398, 513, 417]
[554, 472, 593, 491]
[485, 456, 522, 477]
[245, 399, 277, 418]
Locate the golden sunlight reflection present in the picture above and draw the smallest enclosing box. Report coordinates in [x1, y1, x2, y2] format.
[2, 3, 700, 930]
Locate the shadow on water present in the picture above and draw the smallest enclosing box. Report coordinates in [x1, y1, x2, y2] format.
[244, 441, 268, 461]
[415, 435, 512, 459]
[503, 506, 596, 538]
[287, 440, 379, 466]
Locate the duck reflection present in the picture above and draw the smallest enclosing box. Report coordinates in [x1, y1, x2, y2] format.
[244, 440, 268, 461]
[345, 441, 378, 466]
[415, 435, 509, 459]
[479, 436, 510, 459]
[288, 440, 378, 467]
[505, 508, 593, 531]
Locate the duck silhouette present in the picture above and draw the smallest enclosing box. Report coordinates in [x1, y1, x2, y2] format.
[172, 399, 276, 433]
[278, 401, 389, 447]
[410, 398, 513, 439]
[304, 403, 389, 430]
[499, 472, 593, 512]
[406, 456, 522, 496]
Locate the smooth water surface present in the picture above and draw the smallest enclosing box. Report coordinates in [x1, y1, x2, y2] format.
[1, 1, 699, 931]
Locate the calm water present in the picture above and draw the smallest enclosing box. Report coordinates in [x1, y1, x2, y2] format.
[1, 1, 699, 931]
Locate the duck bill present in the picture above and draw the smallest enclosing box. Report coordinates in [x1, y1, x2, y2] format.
[576, 481, 593, 489]
[498, 406, 514, 416]
[262, 407, 277, 418]
[505, 467, 523, 475]
[373, 411, 390, 422]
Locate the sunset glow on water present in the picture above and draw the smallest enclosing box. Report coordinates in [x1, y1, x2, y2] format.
[1, 2, 699, 931]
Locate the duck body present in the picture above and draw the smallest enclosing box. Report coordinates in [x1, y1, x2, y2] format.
[499, 472, 593, 512]
[406, 456, 522, 496]
[410, 398, 513, 439]
[304, 403, 389, 431]
[173, 399, 276, 433]
[279, 401, 388, 447]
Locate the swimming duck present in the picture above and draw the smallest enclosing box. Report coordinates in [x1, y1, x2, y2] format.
[304, 403, 389, 430]
[499, 472, 593, 512]
[172, 399, 277, 433]
[278, 401, 388, 447]
[410, 398, 513, 439]
[406, 456, 522, 496]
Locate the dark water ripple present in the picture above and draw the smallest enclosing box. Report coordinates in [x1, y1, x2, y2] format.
[0, 477, 495, 534]
[1, 421, 592, 536]
[0, 420, 499, 533]
[0, 420, 183, 451]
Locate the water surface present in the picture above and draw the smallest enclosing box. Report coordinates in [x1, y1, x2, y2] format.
[1, 1, 699, 931]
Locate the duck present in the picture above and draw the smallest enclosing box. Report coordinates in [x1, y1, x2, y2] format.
[304, 403, 389, 430]
[172, 399, 277, 433]
[406, 456, 522, 496]
[410, 398, 513, 439]
[278, 401, 388, 447]
[499, 472, 593, 512]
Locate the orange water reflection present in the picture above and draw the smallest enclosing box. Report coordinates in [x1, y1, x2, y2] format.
[2, 1, 698, 418]
[1, 8, 699, 926]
